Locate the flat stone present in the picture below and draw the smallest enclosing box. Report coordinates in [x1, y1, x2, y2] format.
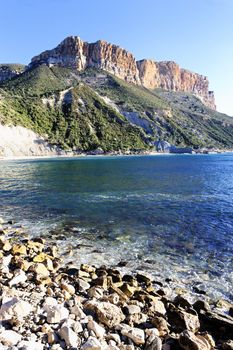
[59, 325, 79, 347]
[17, 340, 44, 350]
[87, 286, 104, 299]
[88, 319, 105, 338]
[167, 304, 200, 333]
[12, 243, 27, 255]
[120, 283, 136, 297]
[145, 333, 162, 350]
[70, 305, 86, 319]
[84, 301, 125, 328]
[9, 269, 27, 287]
[33, 252, 48, 262]
[0, 329, 22, 346]
[0, 296, 33, 321]
[2, 240, 12, 252]
[81, 263, 96, 273]
[81, 336, 102, 350]
[46, 304, 69, 324]
[151, 316, 169, 336]
[61, 282, 76, 295]
[179, 330, 214, 350]
[31, 263, 50, 278]
[119, 324, 145, 345]
[149, 298, 166, 315]
[78, 278, 91, 292]
[125, 304, 141, 315]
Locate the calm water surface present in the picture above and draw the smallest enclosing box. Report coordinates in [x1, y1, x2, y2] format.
[0, 154, 233, 300]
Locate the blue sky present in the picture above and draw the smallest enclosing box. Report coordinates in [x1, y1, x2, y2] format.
[0, 0, 232, 115]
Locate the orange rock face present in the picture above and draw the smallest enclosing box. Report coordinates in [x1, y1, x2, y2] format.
[30, 36, 216, 109]
[30, 36, 140, 84]
[137, 59, 215, 109]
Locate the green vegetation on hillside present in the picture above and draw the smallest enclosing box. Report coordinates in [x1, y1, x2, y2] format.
[0, 64, 25, 72]
[0, 66, 148, 151]
[0, 65, 233, 151]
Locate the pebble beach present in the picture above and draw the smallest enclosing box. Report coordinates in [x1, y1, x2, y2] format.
[0, 218, 232, 350]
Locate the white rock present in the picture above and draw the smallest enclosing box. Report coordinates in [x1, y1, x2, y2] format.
[81, 336, 102, 350]
[42, 297, 58, 311]
[1, 255, 12, 273]
[0, 297, 33, 321]
[150, 299, 166, 315]
[59, 325, 79, 347]
[73, 320, 83, 333]
[108, 340, 120, 350]
[46, 305, 69, 324]
[88, 319, 105, 338]
[84, 301, 125, 327]
[145, 328, 160, 337]
[17, 340, 44, 350]
[146, 334, 162, 350]
[0, 329, 22, 346]
[9, 269, 27, 287]
[126, 304, 141, 315]
[70, 305, 86, 319]
[107, 333, 121, 345]
[119, 324, 145, 345]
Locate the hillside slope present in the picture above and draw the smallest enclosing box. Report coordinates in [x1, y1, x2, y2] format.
[0, 65, 233, 153]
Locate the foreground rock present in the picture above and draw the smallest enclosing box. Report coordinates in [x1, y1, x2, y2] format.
[0, 219, 232, 349]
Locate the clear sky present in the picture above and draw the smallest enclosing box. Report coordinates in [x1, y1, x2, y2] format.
[0, 0, 232, 115]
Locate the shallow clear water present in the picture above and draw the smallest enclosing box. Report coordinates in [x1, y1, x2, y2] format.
[0, 154, 233, 301]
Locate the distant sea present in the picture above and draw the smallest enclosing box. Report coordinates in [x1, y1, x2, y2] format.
[0, 154, 233, 301]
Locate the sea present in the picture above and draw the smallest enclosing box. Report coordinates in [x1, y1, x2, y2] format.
[0, 154, 233, 301]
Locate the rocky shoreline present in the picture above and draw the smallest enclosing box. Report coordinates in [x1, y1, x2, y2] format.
[0, 218, 232, 350]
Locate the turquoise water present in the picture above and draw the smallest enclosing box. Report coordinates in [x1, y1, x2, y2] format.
[0, 154, 233, 300]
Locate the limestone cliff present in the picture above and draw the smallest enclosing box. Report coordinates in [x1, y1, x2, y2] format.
[29, 36, 140, 84]
[137, 59, 215, 109]
[29, 36, 215, 109]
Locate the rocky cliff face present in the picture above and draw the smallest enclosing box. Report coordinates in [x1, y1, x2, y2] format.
[29, 36, 140, 84]
[29, 36, 216, 109]
[137, 60, 215, 109]
[0, 64, 25, 82]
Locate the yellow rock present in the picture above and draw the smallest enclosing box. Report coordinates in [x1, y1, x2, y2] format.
[33, 253, 48, 263]
[40, 277, 52, 285]
[12, 244, 27, 255]
[27, 240, 44, 252]
[31, 263, 50, 278]
[3, 241, 12, 252]
[120, 283, 136, 297]
[62, 290, 72, 300]
[80, 263, 96, 273]
[20, 260, 33, 271]
[61, 282, 76, 295]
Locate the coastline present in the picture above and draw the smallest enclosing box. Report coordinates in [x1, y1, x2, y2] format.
[1, 149, 233, 162]
[0, 218, 232, 349]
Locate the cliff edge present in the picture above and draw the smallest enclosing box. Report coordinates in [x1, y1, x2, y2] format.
[29, 36, 216, 109]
